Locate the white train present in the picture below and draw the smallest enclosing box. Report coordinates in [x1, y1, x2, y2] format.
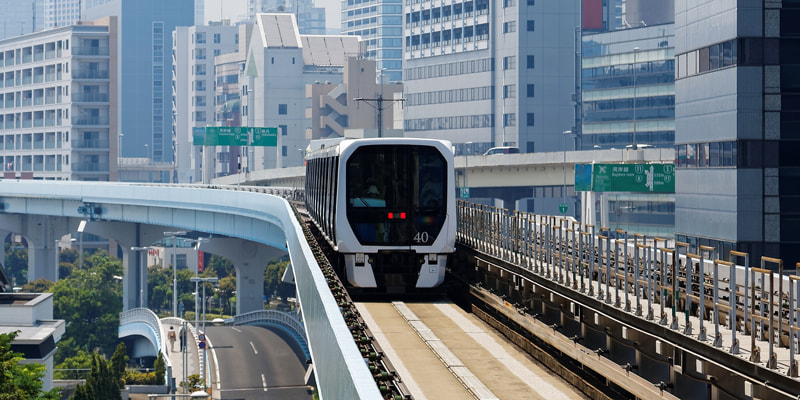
[304, 138, 457, 291]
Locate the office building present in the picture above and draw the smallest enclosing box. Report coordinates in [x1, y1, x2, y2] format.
[674, 3, 799, 263]
[84, 0, 194, 174]
[341, 0, 402, 82]
[581, 24, 674, 150]
[403, 0, 579, 156]
[0, 18, 118, 181]
[244, 13, 359, 171]
[173, 22, 240, 183]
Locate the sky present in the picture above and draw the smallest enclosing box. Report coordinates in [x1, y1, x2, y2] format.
[204, 0, 341, 32]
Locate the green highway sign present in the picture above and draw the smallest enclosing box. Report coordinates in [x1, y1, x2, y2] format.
[193, 127, 277, 146]
[251, 127, 278, 146]
[460, 187, 470, 198]
[588, 163, 675, 193]
[559, 203, 568, 214]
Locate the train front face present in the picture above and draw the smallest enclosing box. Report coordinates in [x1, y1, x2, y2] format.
[342, 142, 452, 290]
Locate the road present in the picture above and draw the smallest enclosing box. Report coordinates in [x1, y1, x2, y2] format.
[206, 325, 313, 400]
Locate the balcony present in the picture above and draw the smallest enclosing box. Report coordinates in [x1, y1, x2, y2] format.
[72, 93, 109, 103]
[72, 71, 110, 80]
[72, 47, 109, 56]
[74, 138, 109, 149]
[72, 117, 109, 126]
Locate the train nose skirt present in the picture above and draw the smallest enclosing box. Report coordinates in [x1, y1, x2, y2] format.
[374, 251, 420, 291]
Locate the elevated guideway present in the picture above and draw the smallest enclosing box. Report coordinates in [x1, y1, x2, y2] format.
[0, 180, 380, 399]
[455, 202, 800, 400]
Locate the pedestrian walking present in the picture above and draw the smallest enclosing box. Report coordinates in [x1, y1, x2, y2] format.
[168, 326, 176, 353]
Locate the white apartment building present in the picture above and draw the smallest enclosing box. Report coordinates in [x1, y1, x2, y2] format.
[172, 22, 240, 183]
[402, 0, 579, 156]
[0, 17, 118, 181]
[244, 13, 360, 171]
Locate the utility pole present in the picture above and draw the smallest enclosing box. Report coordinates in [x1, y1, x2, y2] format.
[353, 69, 405, 137]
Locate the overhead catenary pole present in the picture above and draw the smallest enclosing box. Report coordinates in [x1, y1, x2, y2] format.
[353, 69, 405, 137]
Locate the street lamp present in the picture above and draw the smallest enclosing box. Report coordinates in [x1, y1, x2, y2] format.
[190, 276, 218, 393]
[184, 238, 208, 334]
[164, 231, 187, 317]
[632, 47, 639, 150]
[76, 220, 86, 269]
[131, 246, 151, 308]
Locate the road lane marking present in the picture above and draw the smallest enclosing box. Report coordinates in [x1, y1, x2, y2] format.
[261, 374, 268, 391]
[250, 341, 258, 354]
[206, 334, 222, 392]
[231, 327, 242, 333]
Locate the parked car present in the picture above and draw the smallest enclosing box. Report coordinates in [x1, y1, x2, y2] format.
[483, 146, 520, 155]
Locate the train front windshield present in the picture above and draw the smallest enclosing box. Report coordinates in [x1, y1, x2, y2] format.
[346, 145, 447, 246]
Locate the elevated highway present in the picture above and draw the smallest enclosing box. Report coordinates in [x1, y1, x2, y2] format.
[0, 180, 380, 399]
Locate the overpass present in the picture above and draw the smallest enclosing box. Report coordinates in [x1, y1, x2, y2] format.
[214, 146, 675, 220]
[0, 180, 380, 399]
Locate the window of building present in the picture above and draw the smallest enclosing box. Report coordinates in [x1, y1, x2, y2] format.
[527, 84, 534, 97]
[279, 124, 288, 136]
[503, 21, 516, 33]
[527, 0, 534, 5]
[278, 104, 287, 115]
[503, 0, 515, 7]
[527, 55, 535, 69]
[195, 32, 206, 44]
[527, 20, 535, 31]
[213, 33, 221, 44]
[527, 112, 534, 126]
[503, 84, 516, 98]
[503, 113, 516, 126]
[503, 56, 516, 70]
[282, 146, 287, 156]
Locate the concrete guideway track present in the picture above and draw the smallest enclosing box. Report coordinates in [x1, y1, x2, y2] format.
[356, 301, 588, 400]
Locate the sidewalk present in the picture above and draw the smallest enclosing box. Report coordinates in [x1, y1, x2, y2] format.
[160, 319, 201, 395]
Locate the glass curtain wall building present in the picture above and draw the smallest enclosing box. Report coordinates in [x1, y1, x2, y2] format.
[581, 24, 674, 150]
[342, 0, 403, 83]
[674, 3, 800, 264]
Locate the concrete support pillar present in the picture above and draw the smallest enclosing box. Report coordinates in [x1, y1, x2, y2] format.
[85, 221, 175, 311]
[0, 214, 74, 283]
[198, 238, 287, 314]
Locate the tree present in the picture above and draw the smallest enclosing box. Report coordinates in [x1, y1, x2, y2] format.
[153, 352, 166, 385]
[3, 241, 28, 287]
[110, 343, 128, 390]
[147, 265, 172, 313]
[217, 276, 236, 315]
[21, 278, 54, 294]
[263, 260, 288, 302]
[73, 353, 120, 400]
[51, 251, 123, 364]
[207, 255, 234, 279]
[54, 350, 92, 380]
[0, 331, 60, 400]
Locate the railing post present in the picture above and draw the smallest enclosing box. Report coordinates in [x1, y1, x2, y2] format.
[761, 257, 782, 369]
[685, 252, 700, 336]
